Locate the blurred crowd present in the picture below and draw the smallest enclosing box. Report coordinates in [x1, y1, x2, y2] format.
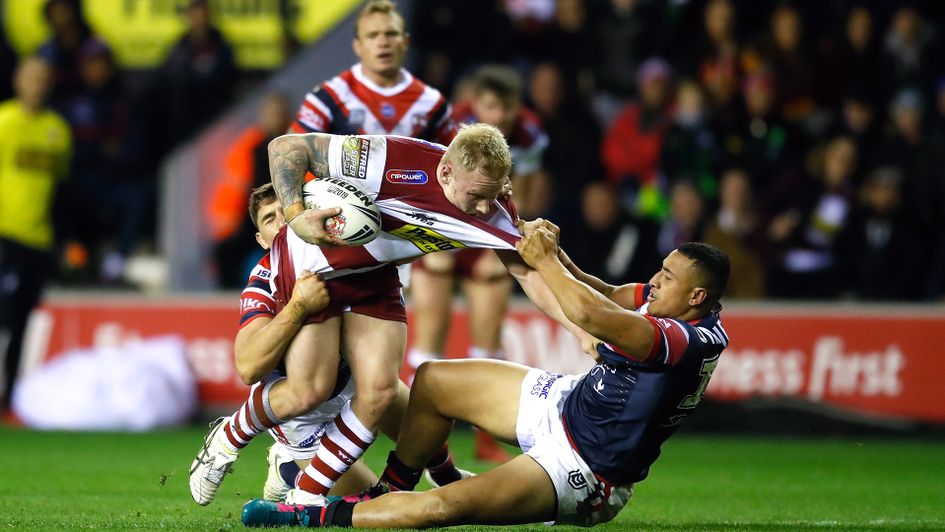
[0, 0, 241, 286]
[408, 0, 945, 302]
[2, 0, 945, 302]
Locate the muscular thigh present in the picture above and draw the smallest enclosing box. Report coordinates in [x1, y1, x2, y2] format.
[283, 317, 342, 390]
[341, 313, 407, 387]
[418, 359, 530, 444]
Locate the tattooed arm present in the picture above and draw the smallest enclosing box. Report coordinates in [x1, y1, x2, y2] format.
[267, 133, 349, 246]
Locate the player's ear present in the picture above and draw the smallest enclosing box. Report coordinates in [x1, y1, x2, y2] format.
[689, 287, 708, 307]
[256, 232, 269, 250]
[437, 160, 452, 185]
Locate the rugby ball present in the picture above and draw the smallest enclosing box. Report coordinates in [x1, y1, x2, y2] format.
[301, 177, 381, 245]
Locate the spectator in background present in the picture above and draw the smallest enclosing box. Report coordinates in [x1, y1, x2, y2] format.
[837, 166, 925, 300]
[537, 0, 595, 102]
[657, 180, 705, 258]
[831, 85, 881, 174]
[766, 136, 857, 299]
[601, 57, 673, 216]
[681, 0, 741, 116]
[721, 70, 800, 203]
[529, 61, 601, 237]
[701, 168, 765, 299]
[567, 181, 660, 285]
[37, 0, 105, 111]
[159, 0, 237, 150]
[210, 92, 292, 288]
[409, 0, 512, 95]
[817, 6, 880, 109]
[660, 80, 719, 197]
[593, 0, 655, 123]
[881, 6, 939, 101]
[879, 88, 938, 226]
[751, 5, 817, 128]
[58, 40, 147, 285]
[0, 57, 72, 412]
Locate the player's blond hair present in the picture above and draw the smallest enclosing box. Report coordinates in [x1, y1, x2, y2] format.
[444, 123, 512, 181]
[356, 0, 405, 36]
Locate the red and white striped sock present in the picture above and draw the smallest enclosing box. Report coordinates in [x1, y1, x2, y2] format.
[220, 377, 284, 453]
[297, 403, 376, 496]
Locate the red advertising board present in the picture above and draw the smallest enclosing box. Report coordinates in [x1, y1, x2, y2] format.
[24, 297, 945, 423]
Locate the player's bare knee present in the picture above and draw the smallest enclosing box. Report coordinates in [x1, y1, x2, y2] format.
[284, 383, 332, 416]
[359, 379, 398, 414]
[413, 359, 449, 396]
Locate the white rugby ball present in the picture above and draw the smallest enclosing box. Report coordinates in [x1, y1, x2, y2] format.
[301, 177, 381, 245]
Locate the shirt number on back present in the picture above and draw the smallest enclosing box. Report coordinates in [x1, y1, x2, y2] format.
[678, 354, 720, 409]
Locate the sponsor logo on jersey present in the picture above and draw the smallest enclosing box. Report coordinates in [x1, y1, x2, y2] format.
[385, 169, 428, 185]
[341, 137, 370, 179]
[240, 298, 273, 313]
[407, 212, 437, 226]
[250, 265, 271, 279]
[389, 224, 467, 253]
[380, 102, 395, 118]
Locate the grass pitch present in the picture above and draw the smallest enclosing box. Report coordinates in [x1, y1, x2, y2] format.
[0, 426, 942, 530]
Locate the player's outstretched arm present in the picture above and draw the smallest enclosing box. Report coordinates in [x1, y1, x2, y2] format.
[498, 249, 602, 357]
[267, 133, 347, 246]
[234, 271, 329, 384]
[517, 228, 655, 360]
[521, 219, 642, 310]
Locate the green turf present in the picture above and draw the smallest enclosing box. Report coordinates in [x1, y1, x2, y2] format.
[0, 426, 942, 530]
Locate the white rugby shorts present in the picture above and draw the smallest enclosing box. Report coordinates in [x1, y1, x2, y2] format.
[516, 369, 633, 527]
[251, 374, 356, 461]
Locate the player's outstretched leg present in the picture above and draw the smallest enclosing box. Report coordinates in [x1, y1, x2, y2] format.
[189, 417, 239, 505]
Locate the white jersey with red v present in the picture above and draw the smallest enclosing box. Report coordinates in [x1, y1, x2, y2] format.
[292, 63, 455, 144]
[269, 135, 520, 301]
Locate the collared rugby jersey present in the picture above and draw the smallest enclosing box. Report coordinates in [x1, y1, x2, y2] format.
[291, 63, 455, 145]
[269, 135, 521, 303]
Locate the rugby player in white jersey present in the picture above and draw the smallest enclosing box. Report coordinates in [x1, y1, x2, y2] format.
[190, 123, 595, 507]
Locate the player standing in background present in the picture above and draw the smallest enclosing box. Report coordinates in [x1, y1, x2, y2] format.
[407, 65, 549, 462]
[290, 0, 454, 144]
[242, 239, 731, 529]
[0, 57, 71, 414]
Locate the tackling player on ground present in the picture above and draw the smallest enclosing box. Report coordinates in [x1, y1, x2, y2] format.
[242, 235, 731, 528]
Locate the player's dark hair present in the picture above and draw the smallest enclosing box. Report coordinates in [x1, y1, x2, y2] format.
[473, 65, 522, 103]
[677, 242, 730, 310]
[248, 183, 278, 229]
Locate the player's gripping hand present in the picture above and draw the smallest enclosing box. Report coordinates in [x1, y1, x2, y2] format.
[516, 226, 559, 269]
[288, 206, 352, 247]
[290, 270, 330, 315]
